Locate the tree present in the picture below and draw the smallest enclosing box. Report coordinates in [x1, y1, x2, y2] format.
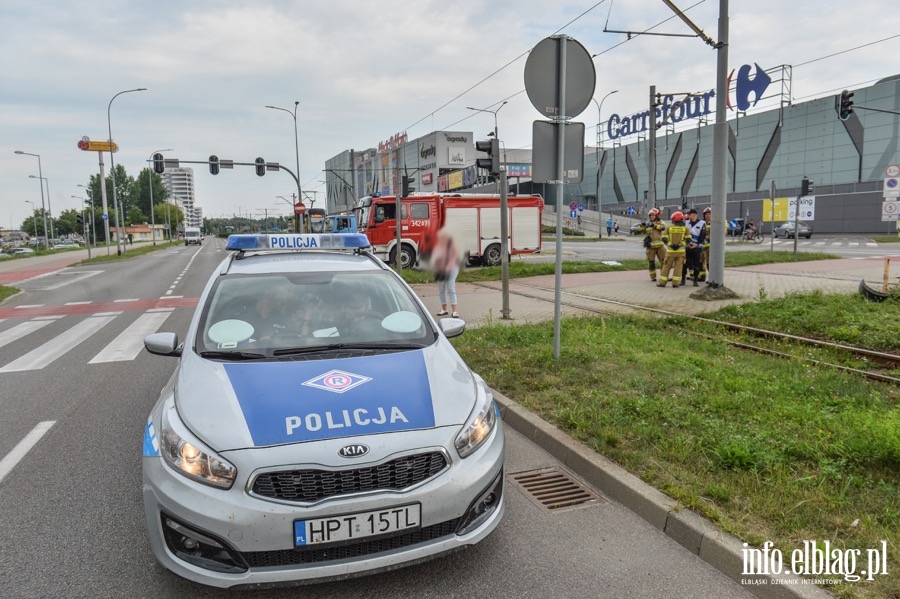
[133, 168, 169, 217]
[54, 209, 81, 237]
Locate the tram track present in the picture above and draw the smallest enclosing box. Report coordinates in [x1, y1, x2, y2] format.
[473, 279, 900, 385]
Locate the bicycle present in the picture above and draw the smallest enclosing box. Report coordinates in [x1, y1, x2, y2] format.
[742, 229, 765, 244]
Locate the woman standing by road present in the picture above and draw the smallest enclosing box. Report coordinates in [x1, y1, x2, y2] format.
[431, 227, 460, 318]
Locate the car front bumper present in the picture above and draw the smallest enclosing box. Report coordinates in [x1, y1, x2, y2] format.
[142, 423, 505, 589]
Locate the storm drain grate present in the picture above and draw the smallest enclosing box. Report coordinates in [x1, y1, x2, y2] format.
[507, 466, 603, 513]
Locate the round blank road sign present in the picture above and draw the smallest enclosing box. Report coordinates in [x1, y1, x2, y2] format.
[524, 36, 596, 119]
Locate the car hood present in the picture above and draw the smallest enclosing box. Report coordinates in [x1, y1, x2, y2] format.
[174, 341, 478, 451]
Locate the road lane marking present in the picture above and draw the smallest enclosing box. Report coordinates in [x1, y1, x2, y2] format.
[0, 314, 120, 372]
[89, 309, 174, 363]
[0, 318, 59, 350]
[0, 421, 55, 484]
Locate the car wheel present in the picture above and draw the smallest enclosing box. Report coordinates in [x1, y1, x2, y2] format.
[804, 234, 812, 239]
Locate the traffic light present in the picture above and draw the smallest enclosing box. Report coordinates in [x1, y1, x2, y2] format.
[838, 90, 854, 121]
[475, 138, 500, 175]
[153, 153, 165, 174]
[255, 157, 266, 177]
[77, 213, 84, 227]
[209, 155, 220, 175]
[800, 176, 814, 197]
[402, 174, 415, 197]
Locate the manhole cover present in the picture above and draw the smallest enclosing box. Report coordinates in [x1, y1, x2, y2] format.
[507, 466, 603, 513]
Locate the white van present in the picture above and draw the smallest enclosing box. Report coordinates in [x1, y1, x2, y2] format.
[184, 227, 202, 246]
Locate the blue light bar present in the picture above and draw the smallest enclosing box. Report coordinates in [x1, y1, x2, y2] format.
[226, 233, 370, 252]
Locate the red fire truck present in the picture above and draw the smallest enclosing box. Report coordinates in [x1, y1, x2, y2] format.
[356, 193, 544, 268]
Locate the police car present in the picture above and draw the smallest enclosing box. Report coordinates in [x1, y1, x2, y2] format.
[141, 233, 504, 588]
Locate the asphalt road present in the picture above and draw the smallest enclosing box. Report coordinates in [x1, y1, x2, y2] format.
[0, 241, 756, 598]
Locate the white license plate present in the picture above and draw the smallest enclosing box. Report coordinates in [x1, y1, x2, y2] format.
[294, 504, 421, 547]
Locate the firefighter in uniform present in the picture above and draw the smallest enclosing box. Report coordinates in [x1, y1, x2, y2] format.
[657, 211, 688, 288]
[685, 208, 707, 286]
[636, 208, 667, 282]
[699, 207, 711, 282]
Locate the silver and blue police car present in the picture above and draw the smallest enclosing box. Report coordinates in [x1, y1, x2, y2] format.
[141, 233, 504, 588]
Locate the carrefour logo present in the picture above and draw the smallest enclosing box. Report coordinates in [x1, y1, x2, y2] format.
[727, 63, 771, 112]
[607, 63, 771, 141]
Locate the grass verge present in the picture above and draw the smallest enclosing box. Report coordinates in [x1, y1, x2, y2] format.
[453, 298, 899, 598]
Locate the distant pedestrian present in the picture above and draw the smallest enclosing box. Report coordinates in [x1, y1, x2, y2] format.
[614, 220, 619, 236]
[431, 227, 460, 318]
[658, 211, 688, 288]
[576, 214, 582, 231]
[606, 217, 613, 237]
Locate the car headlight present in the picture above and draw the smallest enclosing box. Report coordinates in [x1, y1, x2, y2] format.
[159, 402, 236, 489]
[455, 376, 498, 458]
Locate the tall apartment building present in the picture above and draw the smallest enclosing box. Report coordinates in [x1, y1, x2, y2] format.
[161, 167, 201, 229]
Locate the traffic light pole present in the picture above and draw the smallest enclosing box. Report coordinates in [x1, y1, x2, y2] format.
[500, 166, 510, 319]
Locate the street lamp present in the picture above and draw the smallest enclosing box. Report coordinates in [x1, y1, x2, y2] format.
[147, 148, 173, 245]
[29, 175, 54, 244]
[77, 184, 99, 251]
[25, 200, 38, 240]
[71, 194, 93, 259]
[265, 101, 303, 231]
[108, 87, 147, 255]
[14, 150, 51, 249]
[592, 90, 619, 237]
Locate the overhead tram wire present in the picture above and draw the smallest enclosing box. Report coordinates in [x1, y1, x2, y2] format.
[793, 32, 900, 68]
[403, 1, 611, 134]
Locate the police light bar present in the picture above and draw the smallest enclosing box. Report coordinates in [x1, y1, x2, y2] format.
[225, 233, 370, 252]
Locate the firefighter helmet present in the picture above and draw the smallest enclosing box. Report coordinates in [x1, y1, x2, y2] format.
[703, 207, 711, 214]
[671, 211, 684, 222]
[648, 208, 660, 218]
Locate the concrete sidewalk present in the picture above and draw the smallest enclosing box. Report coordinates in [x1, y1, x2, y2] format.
[415, 255, 900, 324]
[413, 256, 900, 599]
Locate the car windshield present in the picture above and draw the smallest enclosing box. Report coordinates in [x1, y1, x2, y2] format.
[196, 270, 434, 356]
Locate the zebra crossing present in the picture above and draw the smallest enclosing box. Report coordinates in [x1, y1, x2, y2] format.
[0, 305, 180, 373]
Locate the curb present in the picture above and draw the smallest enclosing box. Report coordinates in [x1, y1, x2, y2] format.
[494, 390, 833, 599]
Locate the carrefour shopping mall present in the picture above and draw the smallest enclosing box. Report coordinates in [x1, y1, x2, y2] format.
[324, 68, 900, 234]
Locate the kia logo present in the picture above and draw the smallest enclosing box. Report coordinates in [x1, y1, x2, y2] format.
[338, 444, 369, 458]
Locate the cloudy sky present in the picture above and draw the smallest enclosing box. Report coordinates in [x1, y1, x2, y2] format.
[1, 0, 898, 230]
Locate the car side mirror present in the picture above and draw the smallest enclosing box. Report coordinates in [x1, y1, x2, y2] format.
[439, 317, 466, 339]
[144, 332, 182, 357]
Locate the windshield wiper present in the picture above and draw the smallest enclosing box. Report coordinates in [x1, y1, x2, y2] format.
[198, 350, 269, 361]
[272, 342, 425, 356]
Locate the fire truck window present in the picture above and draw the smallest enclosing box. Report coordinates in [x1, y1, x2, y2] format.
[410, 204, 429, 219]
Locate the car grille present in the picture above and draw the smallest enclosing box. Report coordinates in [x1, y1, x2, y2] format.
[251, 451, 449, 503]
[240, 518, 460, 568]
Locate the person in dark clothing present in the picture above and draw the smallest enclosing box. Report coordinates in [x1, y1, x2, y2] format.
[685, 209, 707, 286]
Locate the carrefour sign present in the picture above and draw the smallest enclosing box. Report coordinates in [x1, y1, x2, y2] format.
[607, 63, 771, 141]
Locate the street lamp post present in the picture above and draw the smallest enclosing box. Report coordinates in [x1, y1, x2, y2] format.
[14, 150, 50, 249]
[108, 88, 147, 255]
[467, 101, 510, 318]
[265, 101, 303, 231]
[77, 184, 98, 251]
[71, 195, 92, 259]
[147, 148, 173, 245]
[591, 90, 618, 238]
[25, 200, 38, 240]
[29, 175, 53, 243]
